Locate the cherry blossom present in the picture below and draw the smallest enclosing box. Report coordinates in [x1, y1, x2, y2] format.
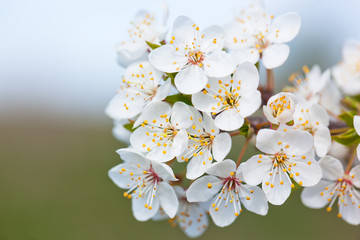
[149, 16, 236, 94]
[244, 129, 322, 205]
[108, 148, 178, 221]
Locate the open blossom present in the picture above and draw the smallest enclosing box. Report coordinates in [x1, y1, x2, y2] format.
[224, 8, 301, 69]
[291, 102, 331, 157]
[187, 160, 268, 227]
[173, 186, 209, 238]
[287, 65, 330, 104]
[117, 11, 167, 67]
[301, 156, 360, 225]
[354, 116, 360, 160]
[263, 92, 298, 126]
[192, 62, 261, 131]
[105, 61, 171, 120]
[333, 39, 360, 96]
[244, 129, 322, 205]
[177, 107, 231, 179]
[149, 16, 236, 94]
[130, 101, 192, 162]
[108, 148, 178, 221]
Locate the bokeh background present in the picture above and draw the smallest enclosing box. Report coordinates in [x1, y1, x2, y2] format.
[1, 0, 360, 239]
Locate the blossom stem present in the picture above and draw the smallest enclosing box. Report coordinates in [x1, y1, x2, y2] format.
[345, 147, 357, 173]
[255, 121, 270, 130]
[266, 69, 275, 92]
[236, 137, 251, 166]
[230, 131, 241, 137]
[330, 127, 349, 135]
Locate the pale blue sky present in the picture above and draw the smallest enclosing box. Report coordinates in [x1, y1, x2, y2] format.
[1, 0, 359, 117]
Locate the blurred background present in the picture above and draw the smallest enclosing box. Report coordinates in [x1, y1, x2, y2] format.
[1, 0, 360, 239]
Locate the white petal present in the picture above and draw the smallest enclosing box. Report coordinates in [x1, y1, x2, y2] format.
[206, 159, 237, 178]
[339, 191, 360, 225]
[232, 62, 259, 95]
[309, 68, 330, 94]
[116, 148, 150, 168]
[243, 154, 273, 185]
[179, 203, 209, 238]
[105, 92, 145, 120]
[318, 156, 344, 181]
[157, 182, 179, 218]
[186, 176, 222, 202]
[350, 165, 360, 188]
[240, 184, 268, 215]
[237, 90, 261, 118]
[192, 90, 221, 113]
[200, 25, 225, 53]
[281, 129, 314, 156]
[212, 133, 232, 161]
[133, 101, 171, 128]
[171, 16, 196, 46]
[354, 116, 360, 135]
[309, 104, 329, 126]
[148, 45, 187, 73]
[263, 105, 278, 124]
[132, 193, 160, 221]
[175, 65, 208, 94]
[291, 156, 322, 187]
[214, 109, 244, 131]
[152, 161, 177, 182]
[301, 180, 334, 208]
[313, 127, 331, 157]
[186, 150, 212, 180]
[202, 112, 219, 134]
[262, 169, 292, 205]
[108, 163, 140, 189]
[171, 128, 189, 156]
[255, 129, 281, 154]
[231, 48, 260, 65]
[209, 194, 237, 227]
[262, 44, 290, 69]
[358, 143, 360, 163]
[171, 102, 193, 128]
[112, 121, 132, 144]
[268, 12, 301, 43]
[153, 80, 171, 101]
[203, 51, 237, 78]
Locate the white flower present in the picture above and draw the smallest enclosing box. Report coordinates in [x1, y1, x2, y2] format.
[108, 148, 179, 221]
[105, 61, 171, 120]
[288, 65, 330, 104]
[244, 129, 322, 205]
[318, 80, 343, 115]
[186, 160, 268, 227]
[263, 92, 298, 126]
[354, 116, 360, 160]
[192, 62, 261, 131]
[292, 102, 331, 157]
[112, 119, 132, 144]
[116, 11, 167, 67]
[130, 101, 192, 162]
[301, 156, 360, 225]
[149, 16, 237, 94]
[173, 186, 209, 238]
[224, 9, 301, 69]
[177, 107, 232, 179]
[333, 39, 360, 96]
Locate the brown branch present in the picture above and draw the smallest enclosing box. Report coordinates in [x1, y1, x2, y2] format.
[237, 137, 251, 166]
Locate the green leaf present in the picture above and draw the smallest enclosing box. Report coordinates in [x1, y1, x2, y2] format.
[239, 123, 251, 138]
[338, 111, 357, 127]
[332, 128, 360, 146]
[146, 41, 161, 50]
[165, 94, 192, 105]
[123, 122, 135, 132]
[342, 96, 360, 111]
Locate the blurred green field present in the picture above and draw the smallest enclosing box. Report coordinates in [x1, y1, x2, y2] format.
[1, 117, 359, 240]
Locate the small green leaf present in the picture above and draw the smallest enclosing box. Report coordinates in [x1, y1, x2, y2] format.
[342, 96, 360, 111]
[332, 128, 360, 146]
[146, 41, 161, 50]
[338, 111, 357, 127]
[123, 122, 135, 132]
[239, 123, 251, 138]
[165, 94, 192, 105]
[286, 120, 294, 126]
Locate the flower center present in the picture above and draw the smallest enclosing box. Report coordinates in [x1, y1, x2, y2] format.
[269, 95, 292, 117]
[187, 50, 205, 67]
[254, 32, 269, 53]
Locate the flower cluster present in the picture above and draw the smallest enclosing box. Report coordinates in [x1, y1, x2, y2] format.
[106, 2, 360, 238]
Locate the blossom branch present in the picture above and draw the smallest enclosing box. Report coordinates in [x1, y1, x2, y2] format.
[236, 137, 251, 166]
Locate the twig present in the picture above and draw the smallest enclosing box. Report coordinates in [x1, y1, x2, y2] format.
[266, 69, 275, 92]
[345, 147, 357, 173]
[330, 127, 349, 135]
[237, 137, 251, 166]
